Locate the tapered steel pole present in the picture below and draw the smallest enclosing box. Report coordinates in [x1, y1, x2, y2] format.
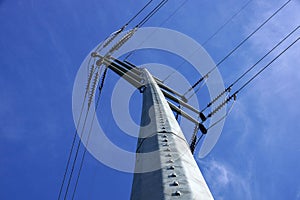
[130, 69, 213, 200]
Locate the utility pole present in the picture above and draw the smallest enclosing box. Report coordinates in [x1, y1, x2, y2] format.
[94, 54, 214, 199]
[131, 69, 213, 199]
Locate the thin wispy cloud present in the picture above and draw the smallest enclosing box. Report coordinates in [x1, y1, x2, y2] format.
[198, 158, 252, 200]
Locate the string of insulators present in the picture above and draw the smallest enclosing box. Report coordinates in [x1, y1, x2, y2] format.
[86, 65, 95, 92]
[108, 28, 138, 55]
[99, 68, 108, 92]
[102, 26, 126, 48]
[207, 93, 236, 118]
[88, 70, 100, 108]
[184, 74, 208, 96]
[189, 123, 199, 154]
[207, 87, 231, 108]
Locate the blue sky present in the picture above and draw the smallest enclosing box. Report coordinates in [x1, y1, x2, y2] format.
[1, 0, 300, 199]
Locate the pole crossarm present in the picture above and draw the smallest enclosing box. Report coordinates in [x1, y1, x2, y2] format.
[92, 53, 144, 90]
[92, 54, 206, 123]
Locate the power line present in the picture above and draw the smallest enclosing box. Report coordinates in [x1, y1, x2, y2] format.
[201, 25, 299, 113]
[229, 25, 299, 88]
[137, 0, 168, 27]
[95, 0, 154, 52]
[58, 3, 154, 193]
[234, 36, 299, 96]
[207, 36, 299, 119]
[126, 0, 154, 26]
[186, 0, 292, 93]
[71, 68, 108, 200]
[202, 0, 253, 46]
[158, 0, 189, 27]
[57, 61, 97, 200]
[62, 66, 104, 200]
[192, 36, 299, 153]
[162, 0, 253, 83]
[124, 0, 189, 62]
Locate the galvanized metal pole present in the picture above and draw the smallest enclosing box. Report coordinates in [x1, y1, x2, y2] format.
[130, 69, 214, 200]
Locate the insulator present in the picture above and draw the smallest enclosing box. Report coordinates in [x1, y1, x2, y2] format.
[103, 26, 126, 48]
[207, 95, 234, 118]
[99, 68, 108, 91]
[208, 87, 231, 108]
[85, 65, 95, 94]
[190, 135, 197, 154]
[103, 34, 119, 48]
[108, 28, 137, 55]
[87, 71, 100, 108]
[189, 123, 198, 143]
[87, 65, 95, 83]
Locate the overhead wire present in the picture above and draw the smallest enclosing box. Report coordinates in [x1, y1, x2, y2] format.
[229, 25, 299, 89]
[202, 0, 253, 46]
[126, 0, 154, 26]
[62, 66, 105, 200]
[207, 100, 236, 130]
[58, 2, 158, 198]
[60, 0, 298, 195]
[186, 76, 208, 100]
[233, 36, 299, 96]
[182, 0, 292, 95]
[158, 0, 189, 27]
[57, 63, 97, 200]
[192, 30, 299, 154]
[71, 68, 108, 200]
[200, 25, 299, 113]
[137, 0, 169, 28]
[95, 0, 154, 52]
[124, 0, 189, 62]
[206, 36, 299, 121]
[162, 0, 253, 83]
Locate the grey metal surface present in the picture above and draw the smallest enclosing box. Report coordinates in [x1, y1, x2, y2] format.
[130, 69, 213, 200]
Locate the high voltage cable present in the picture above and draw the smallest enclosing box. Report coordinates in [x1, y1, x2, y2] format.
[94, 0, 154, 53]
[193, 36, 299, 154]
[59, 0, 160, 194]
[58, 2, 157, 198]
[58, 1, 175, 199]
[124, 0, 188, 61]
[229, 25, 299, 89]
[126, 0, 153, 26]
[162, 0, 253, 83]
[57, 62, 97, 200]
[158, 0, 189, 27]
[233, 36, 299, 96]
[101, 0, 154, 49]
[137, 0, 168, 27]
[206, 36, 299, 119]
[62, 67, 104, 200]
[71, 68, 108, 200]
[185, 0, 292, 94]
[202, 0, 253, 46]
[201, 25, 299, 113]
